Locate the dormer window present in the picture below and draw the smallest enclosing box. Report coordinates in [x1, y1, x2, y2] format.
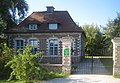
[49, 23, 58, 30]
[29, 24, 37, 30]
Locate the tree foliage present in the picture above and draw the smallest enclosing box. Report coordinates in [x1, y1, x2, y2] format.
[104, 13, 120, 38]
[0, 0, 29, 38]
[102, 13, 120, 49]
[0, 43, 13, 79]
[0, 0, 29, 23]
[82, 24, 108, 55]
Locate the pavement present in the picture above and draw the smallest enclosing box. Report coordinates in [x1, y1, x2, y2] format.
[40, 75, 120, 83]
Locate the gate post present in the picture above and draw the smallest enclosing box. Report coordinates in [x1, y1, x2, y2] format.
[112, 38, 120, 75]
[61, 37, 72, 74]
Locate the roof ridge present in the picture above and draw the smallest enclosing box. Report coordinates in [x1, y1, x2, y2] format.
[33, 11, 68, 13]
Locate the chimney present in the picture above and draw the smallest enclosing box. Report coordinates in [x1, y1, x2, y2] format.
[46, 6, 55, 13]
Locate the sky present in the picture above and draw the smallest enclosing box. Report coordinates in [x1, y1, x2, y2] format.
[25, 0, 120, 27]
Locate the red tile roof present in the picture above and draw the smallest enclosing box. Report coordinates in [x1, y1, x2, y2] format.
[6, 11, 84, 33]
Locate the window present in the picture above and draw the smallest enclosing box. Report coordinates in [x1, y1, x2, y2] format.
[29, 39, 38, 54]
[29, 24, 37, 30]
[49, 23, 58, 30]
[15, 40, 24, 51]
[49, 39, 58, 55]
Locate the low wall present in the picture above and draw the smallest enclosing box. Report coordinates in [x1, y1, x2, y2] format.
[39, 56, 62, 64]
[39, 56, 81, 64]
[42, 64, 62, 73]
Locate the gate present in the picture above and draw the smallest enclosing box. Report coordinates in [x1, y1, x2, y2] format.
[72, 49, 113, 75]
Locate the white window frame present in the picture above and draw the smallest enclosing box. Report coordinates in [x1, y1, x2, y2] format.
[49, 23, 58, 30]
[47, 38, 59, 56]
[28, 38, 39, 54]
[29, 24, 37, 30]
[14, 38, 25, 51]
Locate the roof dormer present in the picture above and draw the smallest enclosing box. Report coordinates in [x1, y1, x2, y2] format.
[29, 24, 38, 30]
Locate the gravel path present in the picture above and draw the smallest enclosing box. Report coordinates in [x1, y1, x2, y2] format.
[40, 75, 120, 83]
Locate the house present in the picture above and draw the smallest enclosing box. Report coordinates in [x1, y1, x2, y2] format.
[5, 6, 85, 64]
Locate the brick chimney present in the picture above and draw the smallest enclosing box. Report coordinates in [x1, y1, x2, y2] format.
[46, 6, 55, 13]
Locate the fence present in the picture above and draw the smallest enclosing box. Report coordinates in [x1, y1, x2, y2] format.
[85, 49, 113, 56]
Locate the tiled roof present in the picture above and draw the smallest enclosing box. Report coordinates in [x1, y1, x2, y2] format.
[6, 11, 84, 33]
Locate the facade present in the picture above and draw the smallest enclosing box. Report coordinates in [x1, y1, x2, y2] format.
[5, 6, 85, 63]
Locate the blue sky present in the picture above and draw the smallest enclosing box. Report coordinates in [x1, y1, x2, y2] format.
[26, 0, 120, 26]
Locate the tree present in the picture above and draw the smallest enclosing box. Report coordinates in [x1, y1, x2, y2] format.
[102, 13, 120, 49]
[0, 0, 29, 37]
[82, 24, 105, 55]
[111, 14, 120, 37]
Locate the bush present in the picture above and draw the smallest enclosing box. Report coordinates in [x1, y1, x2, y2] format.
[0, 56, 12, 79]
[5, 45, 46, 82]
[0, 43, 13, 79]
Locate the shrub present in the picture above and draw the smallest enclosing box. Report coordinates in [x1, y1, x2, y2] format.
[0, 43, 13, 79]
[5, 45, 46, 82]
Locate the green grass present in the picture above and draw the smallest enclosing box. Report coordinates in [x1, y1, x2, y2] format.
[100, 58, 113, 74]
[0, 80, 39, 83]
[44, 72, 69, 80]
[0, 72, 69, 83]
[114, 74, 120, 78]
[0, 80, 26, 83]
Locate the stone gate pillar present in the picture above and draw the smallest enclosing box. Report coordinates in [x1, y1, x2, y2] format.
[112, 38, 120, 75]
[61, 37, 72, 74]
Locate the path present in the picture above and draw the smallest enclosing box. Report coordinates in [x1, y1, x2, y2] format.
[40, 75, 120, 83]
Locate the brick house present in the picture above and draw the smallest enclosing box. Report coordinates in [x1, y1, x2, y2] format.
[5, 6, 85, 64]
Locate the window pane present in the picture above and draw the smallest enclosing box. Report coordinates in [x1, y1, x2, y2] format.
[16, 40, 19, 46]
[54, 47, 58, 50]
[20, 40, 24, 46]
[54, 50, 58, 55]
[15, 40, 24, 50]
[50, 49, 53, 55]
[50, 42, 53, 46]
[32, 48, 37, 54]
[49, 39, 59, 55]
[29, 39, 38, 47]
[29, 39, 38, 54]
[49, 24, 58, 30]
[29, 24, 37, 30]
[50, 47, 53, 50]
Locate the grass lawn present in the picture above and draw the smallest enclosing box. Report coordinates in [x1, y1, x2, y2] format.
[0, 80, 26, 83]
[114, 74, 120, 78]
[100, 58, 113, 74]
[0, 72, 69, 83]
